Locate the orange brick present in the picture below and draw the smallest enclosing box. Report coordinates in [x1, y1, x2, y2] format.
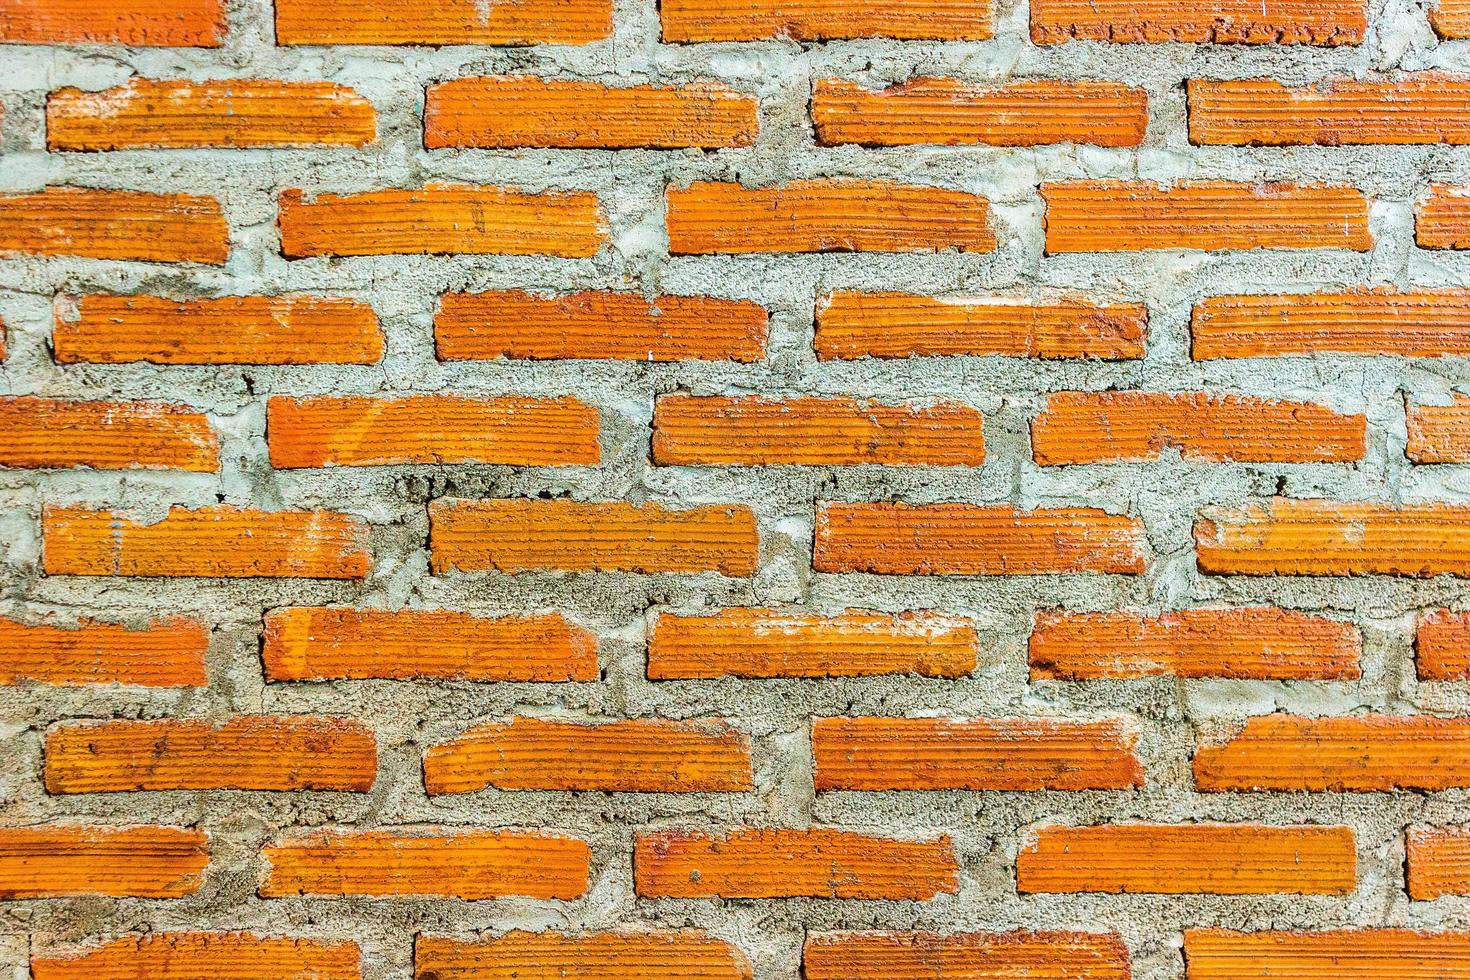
[1408, 827, 1470, 898]
[1188, 75, 1470, 146]
[263, 607, 598, 682]
[1184, 929, 1470, 979]
[1017, 823, 1355, 895]
[1030, 391, 1365, 464]
[1029, 0, 1365, 42]
[415, 931, 752, 980]
[813, 79, 1147, 147]
[267, 395, 600, 468]
[1194, 714, 1470, 791]
[274, 0, 611, 44]
[815, 292, 1147, 360]
[815, 503, 1145, 575]
[648, 607, 978, 679]
[0, 0, 226, 45]
[47, 79, 375, 150]
[31, 932, 361, 980]
[1408, 394, 1470, 462]
[652, 395, 985, 466]
[1418, 184, 1470, 248]
[1042, 181, 1371, 253]
[423, 717, 752, 793]
[434, 290, 767, 362]
[278, 185, 604, 258]
[55, 294, 383, 365]
[426, 77, 757, 149]
[1030, 607, 1361, 680]
[0, 615, 208, 686]
[260, 829, 589, 899]
[811, 716, 1142, 791]
[1192, 289, 1470, 358]
[661, 0, 991, 40]
[666, 180, 994, 255]
[1433, 0, 1470, 36]
[0, 397, 217, 471]
[1418, 610, 1470, 680]
[634, 828, 958, 899]
[804, 931, 1130, 980]
[0, 825, 208, 898]
[43, 505, 372, 579]
[44, 716, 377, 793]
[0, 187, 228, 263]
[1194, 499, 1470, 577]
[430, 499, 759, 576]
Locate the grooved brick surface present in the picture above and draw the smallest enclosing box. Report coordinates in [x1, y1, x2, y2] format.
[8, 0, 1470, 972]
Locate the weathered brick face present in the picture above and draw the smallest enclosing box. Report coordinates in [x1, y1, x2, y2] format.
[3, 0, 1470, 975]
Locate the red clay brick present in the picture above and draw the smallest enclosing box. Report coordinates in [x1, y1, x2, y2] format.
[0, 825, 209, 898]
[0, 187, 228, 263]
[415, 931, 751, 980]
[1030, 0, 1365, 43]
[274, 0, 612, 44]
[660, 0, 991, 41]
[0, 397, 218, 471]
[1417, 610, 1470, 680]
[1188, 75, 1470, 145]
[1184, 929, 1470, 979]
[0, 0, 227, 45]
[1192, 289, 1470, 358]
[804, 931, 1131, 980]
[0, 615, 208, 687]
[1407, 826, 1470, 898]
[1407, 394, 1470, 462]
[31, 933, 361, 980]
[1418, 183, 1470, 248]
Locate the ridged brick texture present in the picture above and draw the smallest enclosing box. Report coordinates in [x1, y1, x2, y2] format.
[803, 931, 1131, 980]
[423, 716, 753, 793]
[30, 932, 362, 980]
[43, 716, 377, 792]
[1017, 824, 1357, 894]
[10, 0, 1470, 969]
[1183, 929, 1470, 979]
[415, 931, 753, 980]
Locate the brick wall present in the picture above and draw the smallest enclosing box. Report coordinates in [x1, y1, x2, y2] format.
[2, 0, 1470, 976]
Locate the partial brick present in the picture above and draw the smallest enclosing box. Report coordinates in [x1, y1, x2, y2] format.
[263, 607, 598, 682]
[652, 395, 985, 466]
[430, 499, 758, 576]
[1192, 289, 1470, 358]
[0, 825, 208, 898]
[274, 0, 610, 43]
[1418, 610, 1470, 680]
[1418, 184, 1470, 248]
[811, 716, 1142, 791]
[1184, 929, 1470, 979]
[804, 931, 1131, 980]
[1194, 499, 1470, 577]
[660, 0, 991, 40]
[43, 505, 372, 579]
[267, 394, 600, 468]
[260, 829, 590, 899]
[44, 716, 377, 793]
[1408, 827, 1470, 898]
[0, 0, 226, 45]
[0, 397, 218, 471]
[666, 180, 995, 254]
[31, 932, 361, 980]
[648, 607, 978, 679]
[1433, 0, 1470, 36]
[1042, 181, 1371, 253]
[1030, 391, 1365, 464]
[1030, 607, 1361, 680]
[1017, 823, 1355, 894]
[434, 290, 767, 362]
[48, 79, 376, 150]
[424, 717, 753, 793]
[634, 828, 958, 899]
[426, 77, 756, 149]
[1408, 394, 1470, 462]
[55, 294, 383, 364]
[1029, 0, 1365, 43]
[1188, 75, 1470, 146]
[813, 79, 1147, 147]
[0, 187, 228, 263]
[1194, 714, 1470, 791]
[415, 931, 753, 980]
[814, 503, 1146, 575]
[815, 291, 1147, 360]
[0, 615, 208, 687]
[278, 185, 604, 258]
